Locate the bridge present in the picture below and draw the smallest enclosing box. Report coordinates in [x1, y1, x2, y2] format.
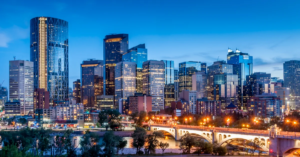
[150, 124, 300, 157]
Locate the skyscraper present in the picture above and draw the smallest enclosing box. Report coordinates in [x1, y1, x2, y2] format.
[0, 87, 8, 110]
[174, 69, 179, 101]
[30, 17, 69, 104]
[103, 34, 129, 96]
[192, 71, 208, 98]
[81, 59, 104, 108]
[227, 48, 253, 109]
[244, 72, 272, 101]
[179, 61, 201, 93]
[123, 44, 147, 93]
[162, 60, 175, 108]
[73, 79, 81, 104]
[284, 60, 300, 96]
[115, 61, 137, 108]
[9, 60, 34, 115]
[142, 60, 165, 111]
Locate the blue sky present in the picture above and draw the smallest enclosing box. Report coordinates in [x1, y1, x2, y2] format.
[0, 0, 300, 89]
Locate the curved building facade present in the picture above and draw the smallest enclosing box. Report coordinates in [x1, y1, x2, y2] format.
[30, 17, 69, 104]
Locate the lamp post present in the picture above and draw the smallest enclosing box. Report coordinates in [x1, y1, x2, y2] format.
[227, 118, 230, 127]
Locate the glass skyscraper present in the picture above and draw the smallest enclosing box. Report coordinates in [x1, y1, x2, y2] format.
[143, 60, 165, 111]
[30, 17, 69, 104]
[174, 69, 179, 101]
[123, 44, 147, 93]
[179, 61, 201, 93]
[115, 61, 137, 108]
[9, 60, 34, 115]
[81, 59, 104, 108]
[227, 48, 253, 109]
[162, 60, 175, 108]
[244, 72, 272, 101]
[0, 87, 8, 110]
[103, 34, 129, 96]
[284, 60, 300, 96]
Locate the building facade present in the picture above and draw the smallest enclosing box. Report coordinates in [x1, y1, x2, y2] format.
[162, 60, 175, 108]
[227, 48, 253, 109]
[5, 101, 21, 116]
[96, 95, 114, 110]
[103, 34, 128, 96]
[142, 60, 165, 111]
[128, 93, 152, 114]
[196, 98, 221, 116]
[73, 79, 81, 104]
[30, 17, 69, 103]
[123, 44, 147, 93]
[81, 60, 104, 108]
[179, 61, 201, 93]
[115, 61, 137, 107]
[284, 60, 300, 97]
[0, 87, 8, 110]
[179, 90, 197, 114]
[192, 71, 208, 99]
[9, 60, 34, 115]
[34, 88, 50, 110]
[174, 69, 179, 101]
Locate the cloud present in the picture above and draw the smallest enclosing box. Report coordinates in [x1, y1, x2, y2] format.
[0, 26, 29, 48]
[273, 67, 282, 71]
[254, 56, 300, 67]
[0, 34, 11, 47]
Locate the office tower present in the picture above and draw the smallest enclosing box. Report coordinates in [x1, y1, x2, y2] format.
[128, 93, 152, 114]
[5, 101, 21, 116]
[244, 72, 272, 102]
[0, 87, 8, 109]
[68, 88, 73, 100]
[162, 60, 175, 108]
[207, 61, 234, 101]
[213, 73, 238, 109]
[274, 86, 290, 114]
[284, 60, 300, 97]
[196, 98, 221, 116]
[30, 17, 69, 103]
[103, 34, 129, 96]
[192, 71, 208, 98]
[123, 44, 147, 93]
[179, 90, 197, 114]
[179, 61, 202, 93]
[142, 60, 165, 111]
[201, 63, 207, 74]
[9, 60, 34, 115]
[73, 79, 81, 104]
[81, 59, 104, 108]
[247, 93, 282, 118]
[174, 69, 179, 101]
[34, 88, 49, 110]
[115, 61, 137, 107]
[227, 48, 253, 109]
[96, 95, 114, 110]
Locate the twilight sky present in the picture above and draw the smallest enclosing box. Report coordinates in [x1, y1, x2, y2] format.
[0, 0, 300, 89]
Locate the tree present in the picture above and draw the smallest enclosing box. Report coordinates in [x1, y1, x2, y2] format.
[159, 142, 169, 154]
[194, 139, 213, 155]
[179, 133, 196, 154]
[98, 111, 108, 126]
[145, 131, 164, 154]
[18, 118, 27, 126]
[101, 131, 126, 157]
[213, 145, 227, 156]
[131, 127, 146, 154]
[0, 145, 34, 157]
[136, 111, 147, 127]
[116, 139, 127, 155]
[80, 130, 101, 157]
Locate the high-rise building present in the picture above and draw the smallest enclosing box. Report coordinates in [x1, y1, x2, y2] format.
[179, 61, 201, 93]
[115, 61, 137, 107]
[9, 60, 34, 115]
[0, 87, 8, 110]
[73, 79, 81, 104]
[244, 72, 272, 103]
[174, 69, 179, 101]
[34, 88, 49, 110]
[284, 60, 300, 97]
[128, 93, 152, 114]
[68, 88, 73, 100]
[142, 60, 165, 111]
[207, 61, 234, 102]
[96, 95, 114, 110]
[162, 60, 175, 108]
[196, 98, 221, 116]
[192, 71, 208, 98]
[81, 60, 104, 109]
[30, 17, 69, 103]
[201, 63, 207, 74]
[103, 34, 129, 96]
[123, 44, 147, 93]
[179, 90, 197, 114]
[227, 48, 253, 109]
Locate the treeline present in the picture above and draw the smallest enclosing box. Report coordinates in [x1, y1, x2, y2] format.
[0, 128, 127, 157]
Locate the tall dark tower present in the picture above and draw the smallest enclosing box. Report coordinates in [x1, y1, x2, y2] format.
[30, 17, 69, 105]
[103, 34, 128, 97]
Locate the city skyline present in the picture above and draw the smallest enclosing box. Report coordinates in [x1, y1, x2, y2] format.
[1, 0, 300, 90]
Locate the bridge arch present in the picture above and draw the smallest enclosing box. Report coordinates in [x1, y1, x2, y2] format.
[219, 136, 269, 152]
[150, 126, 176, 138]
[178, 129, 212, 143]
